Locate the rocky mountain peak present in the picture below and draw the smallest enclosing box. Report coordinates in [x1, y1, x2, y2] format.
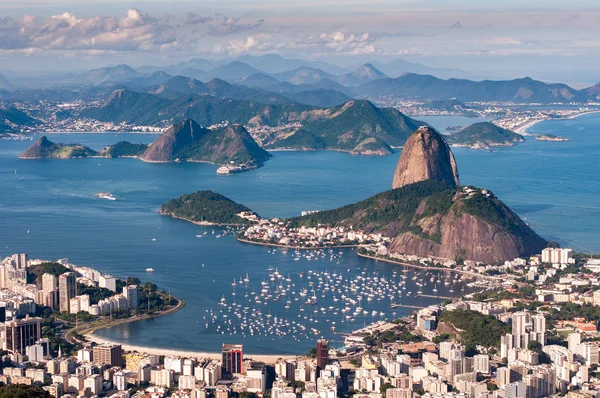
[392, 126, 460, 189]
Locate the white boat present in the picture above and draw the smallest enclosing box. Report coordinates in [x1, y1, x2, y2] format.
[146, 268, 154, 272]
[96, 192, 117, 200]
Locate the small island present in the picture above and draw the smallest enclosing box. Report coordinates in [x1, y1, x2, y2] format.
[445, 121, 524, 149]
[19, 136, 98, 159]
[101, 141, 149, 157]
[160, 190, 260, 225]
[535, 134, 570, 142]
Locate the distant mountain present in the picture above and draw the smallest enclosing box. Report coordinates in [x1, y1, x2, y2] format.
[81, 64, 140, 86]
[236, 54, 350, 75]
[357, 73, 584, 103]
[0, 73, 13, 90]
[139, 119, 270, 167]
[0, 107, 39, 133]
[82, 90, 425, 155]
[585, 83, 600, 101]
[237, 73, 280, 87]
[148, 76, 290, 104]
[268, 100, 426, 154]
[122, 71, 173, 89]
[264, 78, 353, 97]
[284, 89, 352, 108]
[368, 58, 464, 79]
[19, 136, 97, 159]
[446, 122, 524, 148]
[272, 67, 337, 85]
[337, 64, 387, 86]
[203, 61, 264, 81]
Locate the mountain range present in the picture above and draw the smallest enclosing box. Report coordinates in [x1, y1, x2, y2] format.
[357, 74, 592, 103]
[82, 90, 425, 155]
[446, 122, 525, 148]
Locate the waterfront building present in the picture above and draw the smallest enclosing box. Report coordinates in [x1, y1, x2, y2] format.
[58, 272, 77, 313]
[123, 285, 138, 309]
[5, 315, 42, 355]
[93, 343, 123, 367]
[99, 274, 117, 292]
[13, 253, 28, 269]
[222, 344, 243, 376]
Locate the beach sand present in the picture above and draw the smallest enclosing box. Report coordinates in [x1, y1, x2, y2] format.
[86, 333, 299, 363]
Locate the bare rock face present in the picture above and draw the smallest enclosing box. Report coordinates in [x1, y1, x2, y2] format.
[392, 126, 459, 189]
[140, 119, 205, 162]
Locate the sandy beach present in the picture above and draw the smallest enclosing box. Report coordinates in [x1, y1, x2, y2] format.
[514, 110, 600, 136]
[86, 333, 299, 363]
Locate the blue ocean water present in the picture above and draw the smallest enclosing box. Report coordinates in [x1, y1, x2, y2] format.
[0, 114, 599, 354]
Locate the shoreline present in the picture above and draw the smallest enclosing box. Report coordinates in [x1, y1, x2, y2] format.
[236, 237, 361, 250]
[160, 212, 248, 227]
[356, 252, 499, 281]
[514, 110, 600, 135]
[84, 333, 299, 363]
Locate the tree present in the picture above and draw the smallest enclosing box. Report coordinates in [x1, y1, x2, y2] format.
[0, 384, 50, 397]
[380, 383, 394, 395]
[306, 348, 317, 358]
[487, 383, 498, 391]
[528, 341, 542, 351]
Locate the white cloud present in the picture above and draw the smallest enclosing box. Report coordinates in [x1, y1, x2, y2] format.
[0, 9, 264, 52]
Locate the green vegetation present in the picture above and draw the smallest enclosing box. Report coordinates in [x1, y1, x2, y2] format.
[273, 129, 326, 150]
[460, 189, 523, 233]
[290, 180, 453, 234]
[27, 262, 70, 286]
[362, 323, 423, 350]
[0, 107, 38, 134]
[0, 384, 50, 397]
[82, 89, 424, 153]
[161, 190, 257, 225]
[439, 310, 511, 349]
[546, 302, 600, 324]
[77, 283, 114, 304]
[446, 122, 524, 147]
[19, 136, 97, 159]
[102, 141, 148, 157]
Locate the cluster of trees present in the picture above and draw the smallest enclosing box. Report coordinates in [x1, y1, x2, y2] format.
[291, 180, 454, 233]
[26, 262, 70, 286]
[102, 141, 148, 158]
[459, 188, 518, 232]
[362, 324, 424, 350]
[160, 190, 255, 225]
[0, 384, 50, 397]
[439, 310, 511, 350]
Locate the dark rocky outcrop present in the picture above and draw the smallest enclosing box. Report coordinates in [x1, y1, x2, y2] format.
[392, 126, 459, 189]
[140, 119, 270, 167]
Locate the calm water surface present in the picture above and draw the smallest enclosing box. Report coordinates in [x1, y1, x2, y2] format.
[1, 114, 599, 353]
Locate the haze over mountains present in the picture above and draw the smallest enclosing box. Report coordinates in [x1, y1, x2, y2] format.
[2, 53, 599, 107]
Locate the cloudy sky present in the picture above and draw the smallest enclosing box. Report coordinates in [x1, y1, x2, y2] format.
[0, 0, 598, 83]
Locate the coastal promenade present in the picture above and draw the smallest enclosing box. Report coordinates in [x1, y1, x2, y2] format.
[236, 236, 361, 250]
[356, 251, 500, 281]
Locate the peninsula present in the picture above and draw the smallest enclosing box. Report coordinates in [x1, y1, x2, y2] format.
[160, 190, 259, 225]
[19, 135, 97, 159]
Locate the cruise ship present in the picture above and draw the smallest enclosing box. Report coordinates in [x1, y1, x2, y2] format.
[216, 165, 245, 175]
[96, 192, 116, 200]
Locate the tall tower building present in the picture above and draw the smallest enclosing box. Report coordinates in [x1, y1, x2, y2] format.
[42, 273, 58, 294]
[13, 253, 28, 269]
[317, 339, 329, 370]
[222, 344, 243, 376]
[59, 272, 77, 313]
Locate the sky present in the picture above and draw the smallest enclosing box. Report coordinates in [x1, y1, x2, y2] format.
[0, 0, 598, 83]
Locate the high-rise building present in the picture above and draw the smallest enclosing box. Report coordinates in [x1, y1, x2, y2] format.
[59, 272, 77, 313]
[92, 343, 123, 367]
[13, 253, 28, 269]
[99, 275, 117, 292]
[222, 344, 243, 376]
[5, 316, 42, 355]
[42, 273, 58, 294]
[123, 285, 139, 309]
[317, 339, 329, 370]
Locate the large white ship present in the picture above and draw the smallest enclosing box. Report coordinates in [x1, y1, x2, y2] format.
[216, 165, 244, 175]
